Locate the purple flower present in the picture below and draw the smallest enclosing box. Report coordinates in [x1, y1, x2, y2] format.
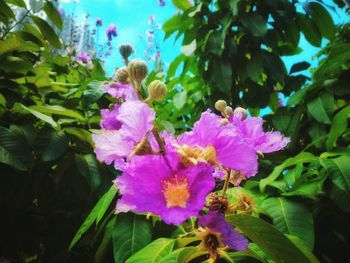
[106, 24, 117, 41]
[278, 99, 284, 107]
[230, 116, 290, 154]
[95, 17, 103, 26]
[76, 52, 91, 64]
[104, 83, 138, 101]
[158, 0, 166, 6]
[116, 149, 215, 225]
[178, 110, 258, 178]
[198, 211, 248, 251]
[92, 100, 155, 169]
[100, 104, 122, 130]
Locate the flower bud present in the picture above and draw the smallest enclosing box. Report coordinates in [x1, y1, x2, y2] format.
[119, 44, 134, 60]
[147, 80, 167, 101]
[224, 106, 233, 117]
[219, 119, 228, 126]
[234, 107, 248, 120]
[114, 67, 129, 83]
[214, 100, 227, 112]
[128, 59, 148, 83]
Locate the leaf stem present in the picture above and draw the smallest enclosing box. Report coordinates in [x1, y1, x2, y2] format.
[1, 8, 32, 40]
[221, 169, 232, 197]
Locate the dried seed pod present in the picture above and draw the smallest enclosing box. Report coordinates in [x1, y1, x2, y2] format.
[148, 80, 167, 101]
[119, 43, 134, 61]
[128, 59, 148, 83]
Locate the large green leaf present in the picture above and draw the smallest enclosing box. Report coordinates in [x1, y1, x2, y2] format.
[41, 130, 68, 162]
[260, 152, 317, 191]
[31, 15, 61, 48]
[0, 36, 24, 56]
[29, 105, 85, 120]
[43, 1, 63, 30]
[287, 235, 319, 263]
[112, 213, 152, 263]
[173, 91, 187, 110]
[158, 247, 199, 263]
[0, 126, 34, 171]
[320, 155, 350, 192]
[69, 185, 118, 250]
[17, 103, 58, 128]
[95, 218, 116, 263]
[6, 0, 26, 8]
[0, 0, 15, 19]
[307, 93, 333, 124]
[309, 2, 335, 40]
[296, 13, 321, 47]
[171, 0, 191, 10]
[241, 14, 267, 37]
[261, 197, 314, 249]
[82, 80, 105, 108]
[126, 238, 175, 263]
[75, 153, 102, 192]
[226, 214, 310, 263]
[326, 105, 350, 150]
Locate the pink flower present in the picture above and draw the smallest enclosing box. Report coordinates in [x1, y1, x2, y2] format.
[230, 115, 290, 154]
[100, 104, 122, 130]
[148, 14, 155, 25]
[116, 149, 215, 225]
[178, 110, 258, 177]
[158, 0, 166, 6]
[92, 101, 155, 169]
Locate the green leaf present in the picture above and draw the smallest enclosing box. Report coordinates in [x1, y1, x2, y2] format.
[171, 0, 191, 10]
[159, 120, 175, 134]
[261, 197, 314, 249]
[226, 214, 310, 263]
[241, 14, 267, 37]
[82, 80, 105, 108]
[0, 0, 15, 19]
[75, 154, 102, 192]
[95, 218, 116, 263]
[29, 105, 85, 120]
[260, 152, 317, 191]
[173, 91, 187, 110]
[205, 30, 225, 56]
[112, 213, 152, 263]
[320, 155, 350, 192]
[126, 238, 175, 263]
[6, 0, 26, 8]
[247, 56, 263, 82]
[287, 235, 320, 263]
[41, 130, 68, 162]
[31, 15, 61, 48]
[289, 61, 311, 74]
[0, 36, 24, 56]
[309, 2, 335, 40]
[43, 1, 63, 30]
[0, 126, 34, 171]
[307, 94, 332, 124]
[18, 103, 58, 128]
[64, 127, 93, 146]
[69, 185, 118, 250]
[329, 184, 350, 212]
[326, 105, 350, 150]
[213, 59, 232, 93]
[296, 13, 321, 47]
[158, 247, 198, 263]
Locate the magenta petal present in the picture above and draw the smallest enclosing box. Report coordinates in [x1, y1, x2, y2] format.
[256, 131, 291, 153]
[92, 131, 133, 165]
[117, 101, 155, 142]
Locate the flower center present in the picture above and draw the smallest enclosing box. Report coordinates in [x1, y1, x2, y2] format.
[177, 144, 217, 167]
[162, 175, 190, 208]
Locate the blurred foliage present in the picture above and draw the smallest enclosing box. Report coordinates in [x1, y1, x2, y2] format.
[1, 0, 350, 263]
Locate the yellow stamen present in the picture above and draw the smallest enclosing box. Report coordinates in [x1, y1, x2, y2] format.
[176, 144, 218, 167]
[163, 175, 190, 208]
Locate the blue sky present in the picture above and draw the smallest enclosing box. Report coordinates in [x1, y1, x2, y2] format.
[59, 0, 348, 77]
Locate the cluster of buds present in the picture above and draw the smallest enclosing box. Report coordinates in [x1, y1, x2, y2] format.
[112, 44, 167, 103]
[215, 99, 248, 125]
